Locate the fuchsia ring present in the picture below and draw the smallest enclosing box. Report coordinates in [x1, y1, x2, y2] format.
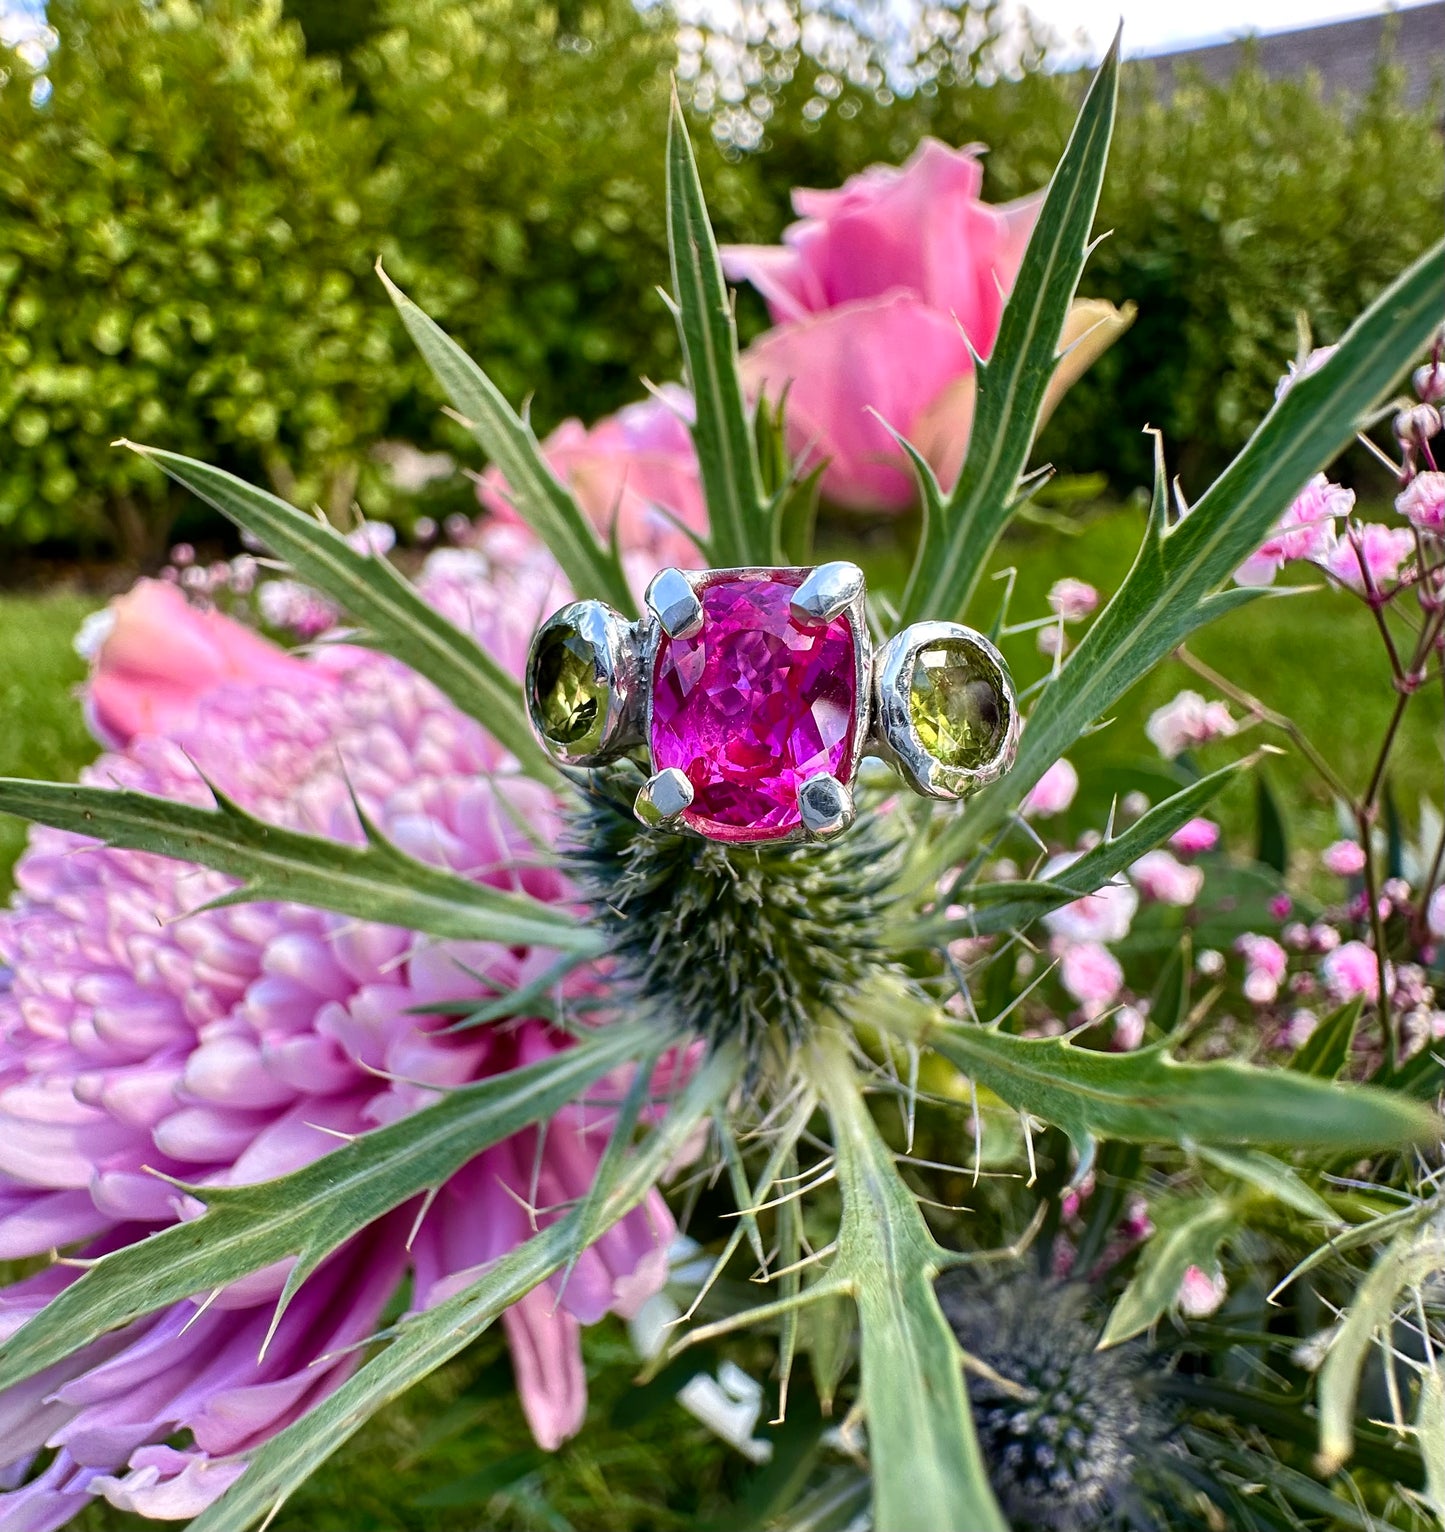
[524, 562, 1018, 845]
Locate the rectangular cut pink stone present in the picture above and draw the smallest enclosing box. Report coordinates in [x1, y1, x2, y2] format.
[649, 572, 858, 842]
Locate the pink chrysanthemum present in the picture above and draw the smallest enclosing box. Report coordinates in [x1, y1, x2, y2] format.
[0, 551, 674, 1526]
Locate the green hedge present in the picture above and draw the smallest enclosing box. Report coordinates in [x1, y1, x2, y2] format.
[1, 0, 1439, 555]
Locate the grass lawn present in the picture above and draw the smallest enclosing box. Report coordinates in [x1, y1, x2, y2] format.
[2, 499, 1442, 1528]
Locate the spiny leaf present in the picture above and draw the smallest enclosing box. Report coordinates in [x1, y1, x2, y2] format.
[813, 1033, 1006, 1532]
[1194, 1145, 1341, 1225]
[0, 1021, 652, 1395]
[892, 991, 1439, 1155]
[1100, 1193, 1237, 1345]
[0, 776, 597, 953]
[666, 87, 772, 567]
[918, 759, 1243, 941]
[188, 1041, 743, 1532]
[941, 236, 1445, 856]
[898, 34, 1119, 627]
[119, 443, 550, 776]
[377, 268, 635, 616]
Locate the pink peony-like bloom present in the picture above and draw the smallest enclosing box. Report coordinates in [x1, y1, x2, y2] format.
[1042, 855, 1138, 945]
[1322, 839, 1367, 877]
[1046, 578, 1099, 622]
[1321, 940, 1391, 1002]
[722, 141, 1130, 511]
[1397, 471, 1445, 532]
[1322, 523, 1416, 592]
[1236, 933, 1289, 1005]
[1233, 476, 1352, 587]
[1177, 1264, 1228, 1318]
[1129, 849, 1204, 907]
[1020, 758, 1078, 818]
[1144, 690, 1237, 760]
[0, 562, 675, 1525]
[1169, 818, 1220, 856]
[479, 386, 707, 587]
[1055, 939, 1124, 1021]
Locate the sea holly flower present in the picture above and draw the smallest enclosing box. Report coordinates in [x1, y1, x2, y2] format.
[720, 140, 1131, 510]
[0, 568, 674, 1519]
[1144, 690, 1237, 759]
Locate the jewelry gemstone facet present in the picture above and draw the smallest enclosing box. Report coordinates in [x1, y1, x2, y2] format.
[908, 638, 1009, 773]
[650, 573, 858, 843]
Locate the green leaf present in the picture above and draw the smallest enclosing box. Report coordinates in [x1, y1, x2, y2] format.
[1100, 1193, 1236, 1345]
[190, 1041, 743, 1532]
[946, 236, 1445, 852]
[0, 1020, 651, 1395]
[918, 760, 1242, 941]
[0, 776, 597, 953]
[1255, 771, 1289, 875]
[898, 35, 1119, 627]
[1417, 1368, 1445, 1524]
[1289, 997, 1364, 1079]
[666, 88, 772, 568]
[1317, 1211, 1445, 1473]
[887, 989, 1439, 1155]
[120, 443, 551, 777]
[1195, 1145, 1341, 1224]
[376, 268, 635, 617]
[813, 1034, 1006, 1532]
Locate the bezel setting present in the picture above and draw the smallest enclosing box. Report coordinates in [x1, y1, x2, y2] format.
[872, 620, 1019, 801]
[524, 599, 642, 767]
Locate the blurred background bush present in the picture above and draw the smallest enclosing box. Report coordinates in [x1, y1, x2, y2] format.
[0, 0, 1439, 558]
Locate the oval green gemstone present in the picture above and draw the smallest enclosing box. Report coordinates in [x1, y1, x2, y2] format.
[909, 639, 1007, 772]
[530, 623, 607, 748]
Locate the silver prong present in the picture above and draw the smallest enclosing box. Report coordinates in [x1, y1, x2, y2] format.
[634, 768, 695, 828]
[645, 568, 703, 640]
[790, 561, 864, 626]
[797, 774, 855, 840]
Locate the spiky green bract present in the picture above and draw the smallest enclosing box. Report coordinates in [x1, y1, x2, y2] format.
[938, 1273, 1173, 1532]
[565, 764, 900, 1060]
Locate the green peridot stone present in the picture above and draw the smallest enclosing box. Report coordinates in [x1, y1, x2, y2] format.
[909, 639, 1007, 771]
[530, 624, 606, 748]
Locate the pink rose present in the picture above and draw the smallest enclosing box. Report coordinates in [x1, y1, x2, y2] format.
[1130, 849, 1204, 906]
[84, 579, 315, 748]
[1047, 578, 1099, 622]
[1234, 476, 1352, 586]
[1397, 471, 1445, 532]
[1169, 818, 1220, 856]
[723, 141, 1131, 511]
[1020, 757, 1078, 818]
[1321, 940, 1390, 1002]
[1323, 523, 1416, 592]
[1056, 938, 1124, 1020]
[479, 386, 708, 579]
[1144, 690, 1237, 760]
[1322, 840, 1367, 877]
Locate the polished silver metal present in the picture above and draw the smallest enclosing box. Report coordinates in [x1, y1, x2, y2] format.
[645, 567, 704, 640]
[872, 620, 1019, 801]
[524, 599, 643, 768]
[797, 773, 856, 839]
[633, 767, 695, 827]
[635, 565, 874, 845]
[790, 560, 865, 627]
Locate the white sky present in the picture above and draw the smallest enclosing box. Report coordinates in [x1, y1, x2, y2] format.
[1021, 0, 1441, 59]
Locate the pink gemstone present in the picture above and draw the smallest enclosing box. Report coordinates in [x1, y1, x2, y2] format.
[650, 573, 858, 843]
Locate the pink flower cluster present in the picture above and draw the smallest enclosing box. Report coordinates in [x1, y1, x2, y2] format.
[0, 557, 675, 1525]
